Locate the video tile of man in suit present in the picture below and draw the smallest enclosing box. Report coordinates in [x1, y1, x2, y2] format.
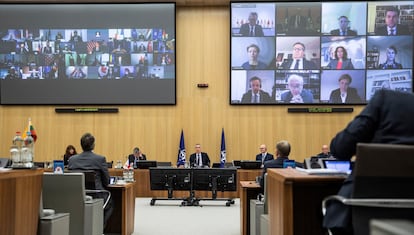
[281, 74, 314, 103]
[330, 16, 357, 36]
[281, 42, 317, 70]
[374, 6, 410, 36]
[239, 12, 264, 37]
[241, 76, 273, 104]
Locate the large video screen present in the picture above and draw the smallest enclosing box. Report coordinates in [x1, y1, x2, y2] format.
[231, 1, 413, 105]
[0, 3, 176, 104]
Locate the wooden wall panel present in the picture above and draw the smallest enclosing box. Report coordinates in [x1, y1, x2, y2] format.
[0, 7, 363, 165]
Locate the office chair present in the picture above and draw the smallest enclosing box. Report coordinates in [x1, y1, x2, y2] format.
[42, 172, 104, 235]
[81, 170, 112, 209]
[322, 143, 414, 235]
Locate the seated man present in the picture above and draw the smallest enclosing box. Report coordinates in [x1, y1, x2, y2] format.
[260, 140, 291, 190]
[124, 147, 147, 168]
[281, 74, 314, 103]
[255, 144, 274, 167]
[316, 144, 333, 158]
[68, 133, 113, 227]
[189, 144, 210, 168]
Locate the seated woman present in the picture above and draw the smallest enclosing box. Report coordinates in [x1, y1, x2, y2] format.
[63, 145, 77, 165]
[326, 46, 354, 70]
[241, 44, 267, 69]
[378, 46, 403, 69]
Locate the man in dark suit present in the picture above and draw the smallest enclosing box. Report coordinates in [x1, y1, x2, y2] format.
[374, 6, 410, 36]
[241, 76, 273, 104]
[125, 147, 147, 168]
[316, 144, 333, 158]
[330, 16, 357, 36]
[329, 74, 362, 104]
[255, 144, 274, 166]
[287, 8, 308, 35]
[323, 89, 414, 235]
[260, 140, 291, 190]
[68, 133, 113, 226]
[280, 42, 317, 70]
[281, 74, 314, 103]
[189, 144, 210, 168]
[239, 12, 264, 37]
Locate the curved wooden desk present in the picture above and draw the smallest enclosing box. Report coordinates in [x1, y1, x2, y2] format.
[0, 169, 43, 235]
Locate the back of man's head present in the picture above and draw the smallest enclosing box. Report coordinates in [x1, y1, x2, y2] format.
[276, 140, 291, 157]
[81, 133, 95, 152]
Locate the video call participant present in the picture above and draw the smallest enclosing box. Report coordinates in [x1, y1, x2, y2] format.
[63, 144, 77, 166]
[323, 89, 414, 235]
[316, 144, 333, 158]
[260, 140, 291, 190]
[287, 8, 308, 35]
[281, 74, 314, 103]
[281, 42, 317, 70]
[330, 16, 357, 36]
[329, 74, 362, 104]
[378, 46, 403, 69]
[239, 12, 264, 37]
[70, 30, 83, 42]
[189, 144, 210, 168]
[241, 44, 267, 70]
[68, 133, 113, 226]
[124, 147, 147, 168]
[326, 46, 354, 70]
[374, 6, 410, 36]
[256, 144, 274, 167]
[241, 76, 273, 104]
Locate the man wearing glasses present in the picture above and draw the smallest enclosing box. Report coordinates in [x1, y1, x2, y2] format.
[281, 42, 317, 70]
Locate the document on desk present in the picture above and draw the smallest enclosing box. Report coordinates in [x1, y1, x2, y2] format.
[295, 167, 350, 176]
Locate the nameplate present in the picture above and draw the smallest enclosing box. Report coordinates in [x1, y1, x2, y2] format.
[55, 108, 119, 113]
[287, 107, 354, 113]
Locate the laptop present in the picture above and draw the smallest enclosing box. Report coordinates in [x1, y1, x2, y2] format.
[322, 160, 352, 174]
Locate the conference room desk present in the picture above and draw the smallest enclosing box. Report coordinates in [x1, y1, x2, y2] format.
[0, 168, 43, 235]
[267, 168, 346, 235]
[240, 181, 261, 235]
[109, 168, 262, 198]
[105, 182, 135, 235]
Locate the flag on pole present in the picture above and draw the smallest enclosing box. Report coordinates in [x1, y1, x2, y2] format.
[176, 130, 186, 167]
[220, 128, 226, 168]
[22, 117, 37, 142]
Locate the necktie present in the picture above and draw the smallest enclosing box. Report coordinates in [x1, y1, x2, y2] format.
[254, 94, 259, 103]
[250, 27, 254, 36]
[389, 29, 394, 36]
[262, 153, 265, 163]
[198, 154, 202, 166]
[294, 60, 299, 69]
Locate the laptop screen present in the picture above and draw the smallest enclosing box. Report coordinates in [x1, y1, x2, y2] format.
[323, 160, 351, 173]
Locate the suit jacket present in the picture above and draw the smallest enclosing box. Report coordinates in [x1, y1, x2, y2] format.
[189, 152, 210, 168]
[329, 87, 362, 104]
[239, 23, 264, 37]
[281, 59, 317, 70]
[324, 90, 414, 229]
[326, 59, 354, 69]
[281, 89, 314, 103]
[330, 29, 357, 36]
[374, 24, 410, 35]
[255, 153, 274, 162]
[378, 61, 403, 69]
[241, 90, 273, 104]
[68, 151, 110, 190]
[260, 156, 289, 190]
[127, 154, 147, 168]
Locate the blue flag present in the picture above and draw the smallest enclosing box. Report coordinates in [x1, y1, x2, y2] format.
[177, 130, 186, 167]
[220, 128, 226, 168]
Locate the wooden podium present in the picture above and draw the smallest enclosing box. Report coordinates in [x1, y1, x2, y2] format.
[266, 168, 346, 235]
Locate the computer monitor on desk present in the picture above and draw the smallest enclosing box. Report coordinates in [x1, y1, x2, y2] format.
[192, 168, 237, 192]
[240, 160, 262, 169]
[149, 168, 192, 191]
[136, 160, 157, 169]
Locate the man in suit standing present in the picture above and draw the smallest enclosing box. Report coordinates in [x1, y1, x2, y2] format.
[323, 89, 414, 234]
[241, 76, 273, 104]
[329, 74, 362, 104]
[68, 132, 113, 226]
[281, 42, 317, 70]
[255, 144, 274, 167]
[189, 144, 210, 168]
[374, 6, 410, 35]
[239, 12, 264, 37]
[330, 16, 357, 36]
